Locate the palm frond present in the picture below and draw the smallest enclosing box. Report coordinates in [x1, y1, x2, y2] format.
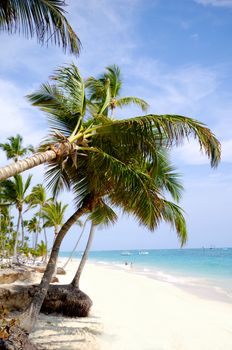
[147, 149, 183, 202]
[27, 83, 76, 136]
[105, 65, 122, 97]
[52, 64, 86, 117]
[90, 200, 117, 227]
[94, 114, 221, 167]
[161, 200, 187, 246]
[116, 96, 149, 112]
[0, 0, 81, 55]
[44, 161, 71, 197]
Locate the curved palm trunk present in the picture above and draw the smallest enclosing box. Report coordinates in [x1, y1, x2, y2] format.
[62, 218, 88, 270]
[71, 222, 96, 289]
[52, 225, 60, 277]
[20, 205, 88, 333]
[13, 209, 22, 262]
[0, 149, 56, 181]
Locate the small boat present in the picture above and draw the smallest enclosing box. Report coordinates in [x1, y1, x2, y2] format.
[138, 251, 149, 255]
[121, 251, 131, 256]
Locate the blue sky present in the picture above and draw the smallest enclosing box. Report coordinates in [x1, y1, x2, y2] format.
[0, 0, 232, 250]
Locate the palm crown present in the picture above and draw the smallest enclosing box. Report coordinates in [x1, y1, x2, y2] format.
[0, 134, 34, 162]
[24, 64, 221, 244]
[86, 64, 149, 116]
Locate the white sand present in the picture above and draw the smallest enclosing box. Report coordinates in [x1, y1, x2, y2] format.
[30, 259, 232, 350]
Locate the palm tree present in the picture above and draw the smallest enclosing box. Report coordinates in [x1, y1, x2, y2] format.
[20, 144, 189, 329]
[27, 216, 41, 250]
[17, 64, 221, 332]
[70, 148, 186, 289]
[0, 174, 32, 262]
[86, 64, 149, 116]
[71, 202, 117, 289]
[0, 134, 34, 162]
[37, 240, 47, 260]
[62, 218, 84, 269]
[0, 204, 12, 257]
[0, 65, 220, 182]
[42, 200, 68, 240]
[26, 184, 50, 261]
[0, 0, 81, 55]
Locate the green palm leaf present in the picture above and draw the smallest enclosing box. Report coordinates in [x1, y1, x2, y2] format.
[116, 96, 149, 111]
[0, 0, 81, 55]
[93, 114, 220, 167]
[90, 200, 118, 227]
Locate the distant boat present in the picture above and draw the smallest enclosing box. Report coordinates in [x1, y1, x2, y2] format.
[121, 251, 131, 256]
[138, 251, 149, 255]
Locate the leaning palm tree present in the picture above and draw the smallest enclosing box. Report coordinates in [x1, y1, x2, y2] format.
[62, 218, 84, 269]
[0, 65, 220, 182]
[0, 174, 32, 262]
[11, 64, 220, 332]
[71, 202, 117, 290]
[0, 134, 34, 162]
[70, 149, 186, 290]
[0, 0, 81, 55]
[20, 140, 189, 329]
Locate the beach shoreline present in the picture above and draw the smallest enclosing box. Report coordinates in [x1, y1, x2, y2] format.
[29, 257, 232, 350]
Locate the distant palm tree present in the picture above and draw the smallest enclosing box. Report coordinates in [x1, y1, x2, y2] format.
[0, 0, 81, 55]
[0, 174, 32, 261]
[42, 200, 68, 240]
[0, 134, 34, 162]
[26, 184, 50, 261]
[27, 216, 41, 250]
[37, 240, 47, 260]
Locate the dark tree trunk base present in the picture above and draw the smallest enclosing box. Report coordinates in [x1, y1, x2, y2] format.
[41, 284, 92, 317]
[0, 326, 40, 350]
[0, 284, 92, 318]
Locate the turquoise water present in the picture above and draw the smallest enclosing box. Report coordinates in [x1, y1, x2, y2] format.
[60, 248, 232, 302]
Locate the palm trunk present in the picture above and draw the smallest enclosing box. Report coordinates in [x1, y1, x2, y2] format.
[21, 213, 24, 246]
[42, 218, 48, 263]
[62, 218, 88, 270]
[13, 209, 22, 262]
[0, 149, 56, 181]
[71, 222, 96, 289]
[19, 205, 88, 333]
[34, 221, 39, 250]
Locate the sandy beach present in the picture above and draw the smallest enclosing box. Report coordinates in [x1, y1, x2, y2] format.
[30, 259, 232, 350]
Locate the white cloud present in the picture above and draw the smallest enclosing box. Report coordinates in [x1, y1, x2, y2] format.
[127, 59, 219, 117]
[0, 79, 46, 156]
[66, 0, 143, 74]
[196, 0, 232, 7]
[172, 140, 211, 166]
[221, 139, 232, 162]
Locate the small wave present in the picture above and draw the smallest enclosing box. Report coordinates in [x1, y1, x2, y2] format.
[97, 261, 108, 265]
[213, 286, 232, 299]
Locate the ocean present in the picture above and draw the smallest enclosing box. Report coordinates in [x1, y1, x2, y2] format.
[60, 248, 232, 303]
